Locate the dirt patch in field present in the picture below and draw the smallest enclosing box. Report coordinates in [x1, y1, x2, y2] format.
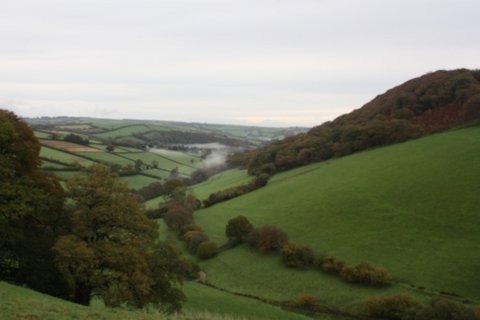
[40, 139, 101, 153]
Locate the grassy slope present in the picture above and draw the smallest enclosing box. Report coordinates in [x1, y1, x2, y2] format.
[190, 169, 252, 201]
[40, 147, 97, 167]
[183, 282, 310, 320]
[120, 175, 160, 190]
[0, 281, 310, 320]
[144, 169, 251, 209]
[93, 124, 152, 139]
[195, 126, 480, 305]
[0, 281, 167, 320]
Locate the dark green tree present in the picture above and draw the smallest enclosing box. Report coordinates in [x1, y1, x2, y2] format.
[0, 109, 69, 296]
[225, 215, 254, 245]
[54, 164, 186, 311]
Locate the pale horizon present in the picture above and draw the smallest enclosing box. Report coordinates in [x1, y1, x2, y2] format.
[1, 0, 479, 127]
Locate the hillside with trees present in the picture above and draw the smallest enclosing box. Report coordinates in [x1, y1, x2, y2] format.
[0, 110, 190, 312]
[237, 69, 480, 175]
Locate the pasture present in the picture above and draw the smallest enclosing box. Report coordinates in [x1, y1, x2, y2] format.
[195, 126, 480, 306]
[190, 169, 252, 200]
[40, 139, 101, 152]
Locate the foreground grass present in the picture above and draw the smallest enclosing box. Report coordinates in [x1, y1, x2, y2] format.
[183, 282, 311, 320]
[0, 281, 168, 320]
[0, 281, 311, 320]
[195, 126, 480, 306]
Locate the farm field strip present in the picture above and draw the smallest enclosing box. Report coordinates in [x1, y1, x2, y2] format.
[40, 139, 101, 152]
[40, 146, 97, 167]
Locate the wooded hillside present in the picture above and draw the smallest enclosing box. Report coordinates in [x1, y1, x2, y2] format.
[236, 69, 480, 175]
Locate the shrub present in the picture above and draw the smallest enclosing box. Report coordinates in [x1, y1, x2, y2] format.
[404, 298, 477, 320]
[225, 215, 254, 245]
[203, 176, 270, 207]
[316, 255, 345, 274]
[180, 224, 203, 237]
[163, 204, 193, 230]
[184, 231, 209, 254]
[361, 294, 420, 319]
[145, 207, 165, 219]
[184, 194, 201, 211]
[282, 244, 315, 268]
[196, 241, 218, 260]
[246, 225, 288, 253]
[340, 262, 392, 286]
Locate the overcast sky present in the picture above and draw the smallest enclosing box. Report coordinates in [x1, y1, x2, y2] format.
[1, 0, 478, 127]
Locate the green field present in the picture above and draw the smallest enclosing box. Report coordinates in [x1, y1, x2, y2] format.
[93, 124, 152, 139]
[120, 174, 161, 190]
[122, 152, 199, 176]
[77, 151, 135, 166]
[183, 282, 310, 320]
[34, 130, 52, 138]
[40, 147, 96, 167]
[195, 126, 480, 308]
[190, 169, 252, 200]
[150, 148, 202, 165]
[40, 159, 71, 169]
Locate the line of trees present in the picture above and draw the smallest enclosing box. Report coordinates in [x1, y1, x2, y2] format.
[223, 216, 392, 287]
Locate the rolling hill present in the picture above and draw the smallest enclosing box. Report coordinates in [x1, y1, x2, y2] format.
[195, 125, 480, 311]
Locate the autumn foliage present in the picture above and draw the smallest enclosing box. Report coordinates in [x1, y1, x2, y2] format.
[340, 262, 392, 286]
[247, 225, 288, 253]
[231, 69, 480, 175]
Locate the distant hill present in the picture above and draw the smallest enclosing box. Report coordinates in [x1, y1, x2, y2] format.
[239, 69, 480, 175]
[25, 117, 307, 148]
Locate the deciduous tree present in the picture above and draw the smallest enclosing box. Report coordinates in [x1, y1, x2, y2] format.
[54, 164, 186, 311]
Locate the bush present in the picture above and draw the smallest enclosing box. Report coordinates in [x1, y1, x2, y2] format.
[180, 224, 203, 237]
[316, 255, 345, 274]
[403, 298, 477, 320]
[145, 207, 166, 219]
[246, 225, 288, 253]
[184, 231, 209, 254]
[282, 244, 315, 268]
[361, 294, 420, 319]
[196, 241, 218, 259]
[163, 204, 193, 230]
[225, 215, 254, 245]
[340, 262, 392, 286]
[203, 175, 270, 207]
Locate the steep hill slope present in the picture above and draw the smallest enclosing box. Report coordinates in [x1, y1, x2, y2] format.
[196, 126, 480, 307]
[241, 69, 480, 175]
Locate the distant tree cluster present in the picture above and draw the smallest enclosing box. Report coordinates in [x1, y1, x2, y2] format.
[64, 133, 90, 145]
[361, 295, 477, 320]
